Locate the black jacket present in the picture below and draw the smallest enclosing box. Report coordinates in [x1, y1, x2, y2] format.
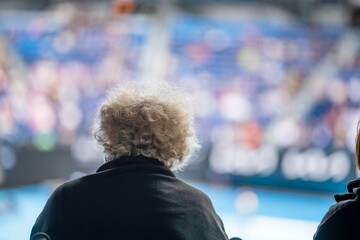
[31, 155, 229, 240]
[313, 178, 360, 240]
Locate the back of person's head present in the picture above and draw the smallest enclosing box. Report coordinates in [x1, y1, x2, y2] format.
[93, 80, 199, 171]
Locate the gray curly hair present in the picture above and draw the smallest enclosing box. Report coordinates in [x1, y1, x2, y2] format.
[93, 80, 199, 171]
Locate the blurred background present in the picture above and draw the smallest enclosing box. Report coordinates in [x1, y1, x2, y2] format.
[0, 0, 360, 239]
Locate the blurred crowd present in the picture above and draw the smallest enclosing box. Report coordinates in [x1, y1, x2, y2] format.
[0, 12, 149, 150]
[166, 15, 359, 154]
[165, 15, 359, 184]
[0, 4, 359, 188]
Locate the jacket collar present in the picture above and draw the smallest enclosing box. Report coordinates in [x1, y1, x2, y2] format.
[96, 155, 175, 177]
[334, 177, 360, 202]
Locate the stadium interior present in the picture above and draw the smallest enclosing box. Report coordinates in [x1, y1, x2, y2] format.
[1, 0, 360, 239]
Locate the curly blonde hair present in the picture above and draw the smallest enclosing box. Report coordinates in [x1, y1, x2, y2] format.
[93, 80, 199, 170]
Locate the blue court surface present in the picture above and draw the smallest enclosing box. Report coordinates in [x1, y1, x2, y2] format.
[191, 181, 334, 240]
[0, 180, 334, 240]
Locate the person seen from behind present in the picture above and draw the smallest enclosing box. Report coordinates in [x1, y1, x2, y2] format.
[30, 80, 230, 240]
[314, 122, 360, 240]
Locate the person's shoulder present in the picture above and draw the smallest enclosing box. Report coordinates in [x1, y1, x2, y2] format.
[50, 173, 96, 194]
[314, 195, 360, 239]
[326, 197, 360, 220]
[174, 179, 213, 204]
[319, 178, 360, 227]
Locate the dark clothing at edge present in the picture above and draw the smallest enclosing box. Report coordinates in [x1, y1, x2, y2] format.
[31, 155, 229, 240]
[314, 178, 360, 240]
